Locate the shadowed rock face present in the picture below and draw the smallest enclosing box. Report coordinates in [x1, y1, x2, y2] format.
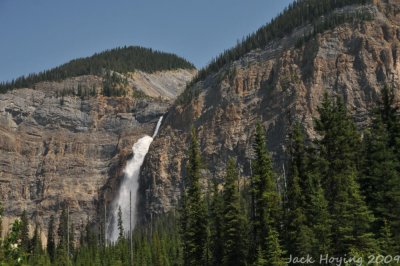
[0, 70, 195, 243]
[139, 2, 400, 220]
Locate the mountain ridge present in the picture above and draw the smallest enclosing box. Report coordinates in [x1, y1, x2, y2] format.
[0, 46, 195, 93]
[138, 0, 400, 220]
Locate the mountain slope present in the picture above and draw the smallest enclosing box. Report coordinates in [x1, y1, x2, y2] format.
[0, 49, 196, 242]
[139, 0, 400, 219]
[0, 46, 195, 93]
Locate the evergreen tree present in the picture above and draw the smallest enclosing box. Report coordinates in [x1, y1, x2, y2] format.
[222, 158, 247, 266]
[0, 201, 4, 262]
[251, 122, 282, 256]
[209, 180, 224, 265]
[47, 215, 56, 262]
[386, 172, 400, 246]
[264, 228, 286, 266]
[314, 94, 376, 255]
[285, 123, 314, 257]
[84, 218, 98, 248]
[56, 205, 72, 265]
[179, 184, 190, 264]
[57, 206, 68, 251]
[20, 210, 30, 252]
[370, 86, 400, 243]
[0, 201, 2, 235]
[308, 180, 331, 257]
[378, 220, 397, 256]
[117, 206, 124, 241]
[202, 182, 212, 266]
[180, 127, 208, 265]
[314, 94, 360, 203]
[29, 224, 51, 265]
[361, 111, 399, 233]
[254, 246, 267, 266]
[379, 85, 400, 150]
[296, 133, 332, 257]
[30, 224, 42, 255]
[79, 222, 86, 248]
[69, 222, 75, 256]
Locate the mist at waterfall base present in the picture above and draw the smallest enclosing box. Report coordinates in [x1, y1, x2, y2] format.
[108, 116, 163, 242]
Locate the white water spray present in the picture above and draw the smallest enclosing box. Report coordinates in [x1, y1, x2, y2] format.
[108, 116, 163, 242]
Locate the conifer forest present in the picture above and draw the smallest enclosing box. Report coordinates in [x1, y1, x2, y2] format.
[1, 0, 400, 265]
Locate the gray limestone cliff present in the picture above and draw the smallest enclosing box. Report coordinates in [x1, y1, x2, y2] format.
[138, 1, 400, 220]
[0, 69, 196, 243]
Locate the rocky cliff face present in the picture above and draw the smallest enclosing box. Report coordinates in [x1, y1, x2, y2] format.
[139, 2, 400, 219]
[126, 69, 195, 100]
[0, 69, 195, 241]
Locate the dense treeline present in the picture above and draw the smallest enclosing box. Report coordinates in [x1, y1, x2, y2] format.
[186, 0, 372, 92]
[0, 202, 181, 265]
[1, 88, 399, 265]
[54, 71, 142, 102]
[179, 88, 400, 265]
[0, 46, 195, 94]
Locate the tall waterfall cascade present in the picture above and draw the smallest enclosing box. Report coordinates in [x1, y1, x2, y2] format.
[108, 116, 163, 242]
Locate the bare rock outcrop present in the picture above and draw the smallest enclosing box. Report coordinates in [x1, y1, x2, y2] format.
[139, 2, 400, 219]
[0, 69, 195, 243]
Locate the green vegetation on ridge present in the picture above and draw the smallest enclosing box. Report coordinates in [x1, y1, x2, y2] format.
[0, 46, 195, 93]
[187, 0, 372, 89]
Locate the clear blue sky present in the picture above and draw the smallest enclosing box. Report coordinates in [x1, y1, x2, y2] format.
[0, 0, 293, 82]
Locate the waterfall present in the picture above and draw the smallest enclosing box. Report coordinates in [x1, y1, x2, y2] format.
[108, 116, 163, 242]
[152, 116, 163, 138]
